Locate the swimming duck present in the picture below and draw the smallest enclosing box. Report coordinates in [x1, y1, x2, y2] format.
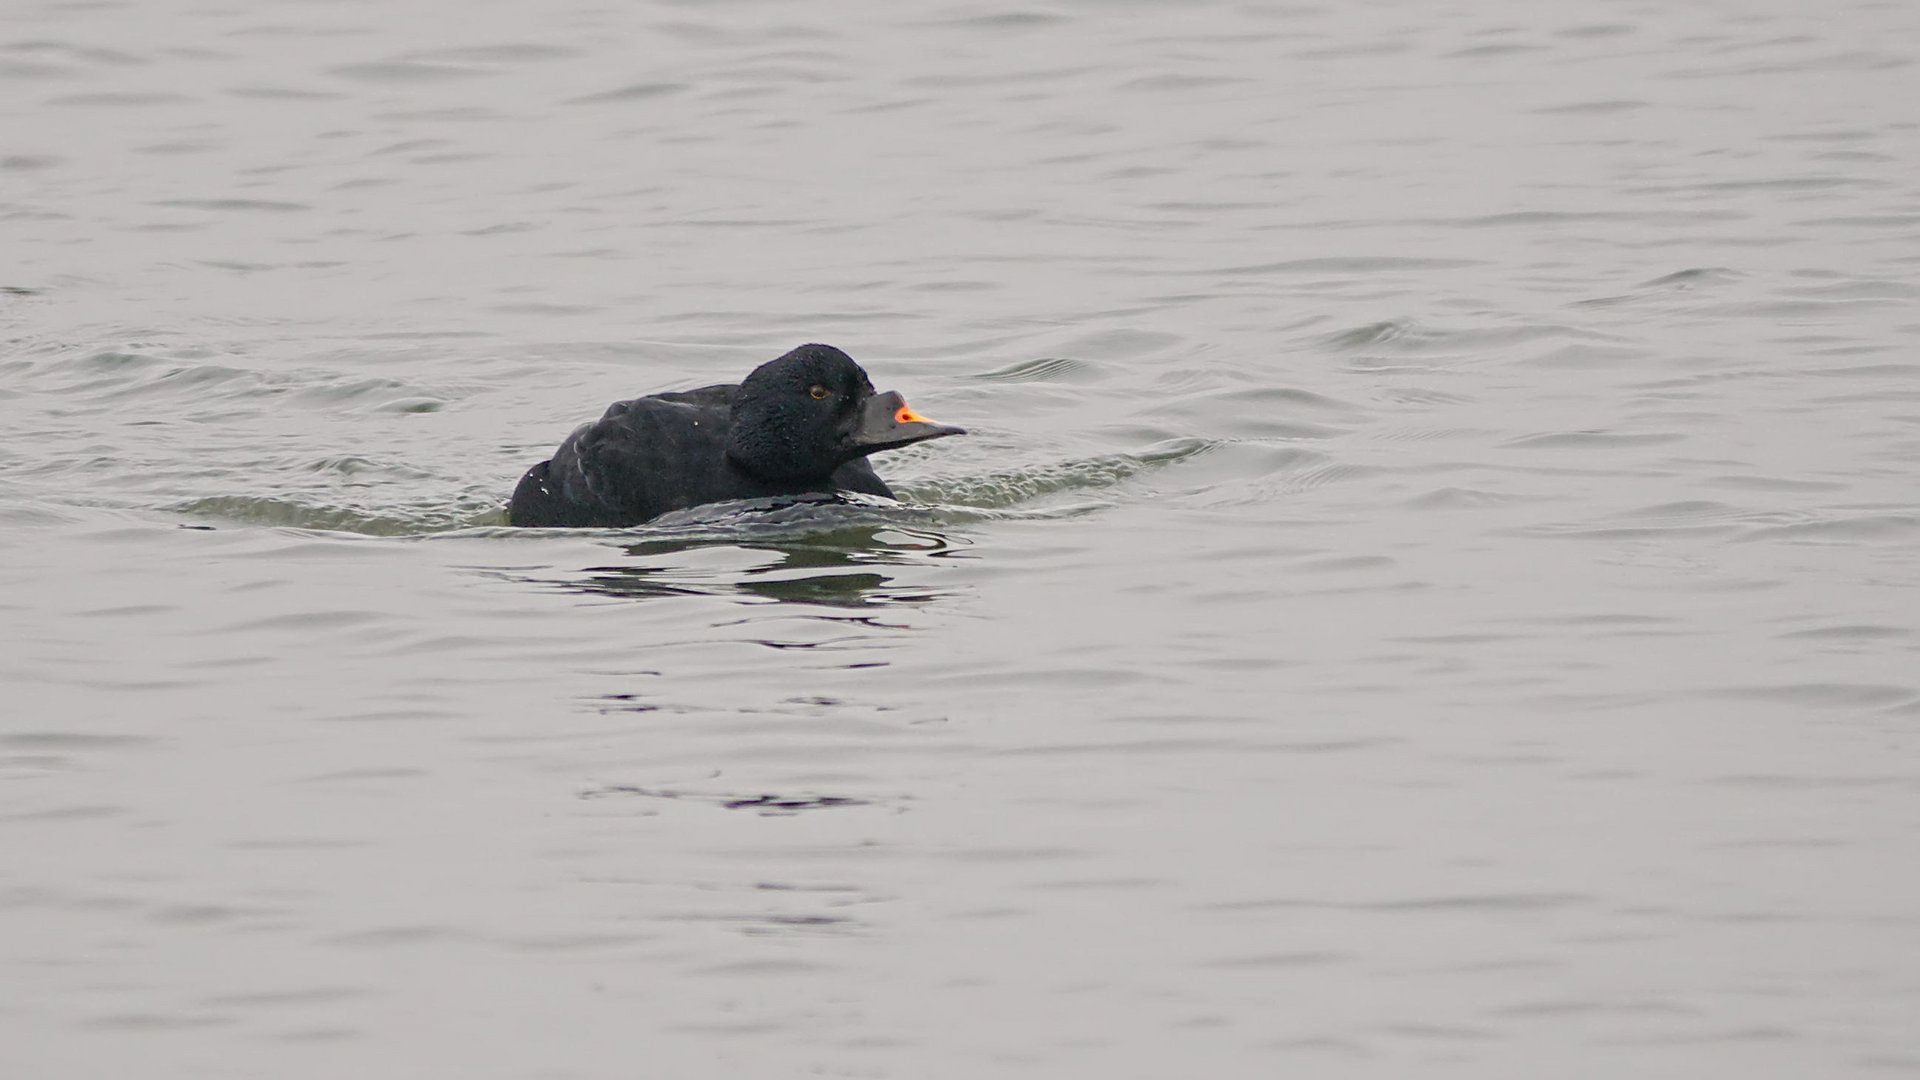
[507, 344, 963, 527]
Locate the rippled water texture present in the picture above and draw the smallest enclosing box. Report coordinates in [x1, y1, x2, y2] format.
[5, 1, 1920, 1076]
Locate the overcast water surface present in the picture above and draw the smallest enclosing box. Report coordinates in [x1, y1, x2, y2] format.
[4, 1, 1920, 1076]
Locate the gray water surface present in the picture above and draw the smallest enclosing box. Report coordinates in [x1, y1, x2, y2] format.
[5, 1, 1920, 1076]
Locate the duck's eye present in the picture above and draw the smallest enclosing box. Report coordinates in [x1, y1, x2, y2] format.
[808, 384, 830, 401]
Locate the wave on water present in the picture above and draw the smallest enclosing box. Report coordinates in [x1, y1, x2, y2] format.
[159, 434, 1222, 541]
[147, 440, 1231, 612]
[16, 337, 1268, 548]
[170, 493, 508, 536]
[903, 437, 1215, 511]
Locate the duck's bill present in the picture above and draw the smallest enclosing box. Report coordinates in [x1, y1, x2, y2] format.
[849, 390, 966, 453]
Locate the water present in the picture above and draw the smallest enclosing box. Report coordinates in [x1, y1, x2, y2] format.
[5, 0, 1919, 1075]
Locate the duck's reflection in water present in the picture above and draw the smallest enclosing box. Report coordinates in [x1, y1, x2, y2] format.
[568, 521, 968, 610]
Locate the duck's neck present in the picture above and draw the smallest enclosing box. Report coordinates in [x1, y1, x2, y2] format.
[725, 417, 827, 483]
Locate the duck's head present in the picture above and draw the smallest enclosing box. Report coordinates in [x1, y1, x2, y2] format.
[727, 344, 965, 482]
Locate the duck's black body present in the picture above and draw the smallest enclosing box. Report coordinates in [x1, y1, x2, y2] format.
[508, 345, 962, 528]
